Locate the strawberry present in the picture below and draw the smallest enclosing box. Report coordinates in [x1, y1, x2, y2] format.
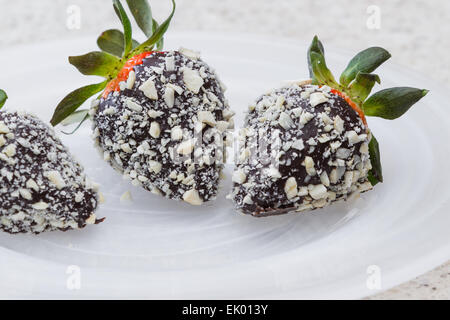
[229, 36, 428, 217]
[0, 91, 102, 234]
[51, 0, 233, 206]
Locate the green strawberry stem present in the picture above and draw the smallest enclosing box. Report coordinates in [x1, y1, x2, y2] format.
[132, 0, 176, 55]
[68, 51, 122, 78]
[307, 35, 428, 185]
[61, 111, 90, 135]
[51, 81, 107, 126]
[363, 87, 429, 119]
[113, 0, 133, 57]
[347, 72, 380, 106]
[340, 46, 391, 87]
[51, 0, 177, 129]
[60, 109, 89, 126]
[0, 89, 7, 109]
[368, 134, 383, 185]
[126, 0, 154, 37]
[97, 29, 140, 57]
[152, 19, 164, 51]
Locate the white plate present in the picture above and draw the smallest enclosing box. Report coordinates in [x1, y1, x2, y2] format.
[0, 32, 449, 299]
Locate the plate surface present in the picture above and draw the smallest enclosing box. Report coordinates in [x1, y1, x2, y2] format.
[0, 33, 449, 299]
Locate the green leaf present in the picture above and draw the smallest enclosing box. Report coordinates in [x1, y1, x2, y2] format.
[51, 81, 107, 126]
[60, 109, 89, 126]
[134, 0, 176, 54]
[367, 171, 379, 186]
[126, 0, 153, 37]
[153, 19, 164, 51]
[0, 89, 7, 109]
[309, 51, 340, 88]
[113, 0, 133, 57]
[368, 134, 383, 185]
[363, 87, 429, 120]
[69, 51, 122, 78]
[62, 112, 90, 135]
[307, 36, 339, 88]
[97, 29, 140, 57]
[347, 72, 380, 105]
[307, 35, 324, 79]
[340, 47, 391, 87]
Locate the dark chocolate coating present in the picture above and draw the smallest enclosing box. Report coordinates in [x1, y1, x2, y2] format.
[93, 51, 232, 204]
[0, 111, 100, 234]
[231, 84, 372, 216]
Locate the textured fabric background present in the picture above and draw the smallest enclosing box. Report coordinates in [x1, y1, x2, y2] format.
[0, 0, 449, 299]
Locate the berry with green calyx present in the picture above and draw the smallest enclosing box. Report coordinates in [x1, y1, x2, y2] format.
[51, 0, 233, 206]
[308, 35, 428, 185]
[50, 0, 176, 128]
[230, 36, 428, 216]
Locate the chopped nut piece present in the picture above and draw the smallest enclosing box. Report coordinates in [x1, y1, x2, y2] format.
[298, 186, 308, 196]
[320, 171, 330, 187]
[163, 87, 175, 108]
[243, 195, 254, 204]
[300, 112, 314, 125]
[167, 83, 183, 95]
[232, 169, 246, 184]
[45, 170, 66, 189]
[165, 56, 175, 71]
[198, 111, 216, 126]
[276, 95, 285, 108]
[149, 160, 162, 174]
[120, 191, 133, 203]
[74, 192, 84, 203]
[183, 189, 203, 205]
[147, 109, 164, 118]
[284, 177, 298, 199]
[216, 121, 229, 133]
[0, 122, 10, 134]
[309, 184, 328, 200]
[32, 202, 49, 210]
[149, 122, 161, 138]
[267, 166, 281, 179]
[304, 156, 316, 176]
[26, 179, 39, 192]
[358, 181, 373, 192]
[292, 139, 304, 151]
[222, 109, 235, 120]
[360, 142, 369, 154]
[183, 68, 204, 94]
[3, 144, 16, 157]
[309, 92, 328, 107]
[334, 115, 344, 133]
[121, 143, 133, 153]
[320, 112, 333, 125]
[179, 47, 201, 60]
[19, 189, 33, 200]
[139, 79, 158, 100]
[176, 140, 195, 155]
[171, 126, 183, 141]
[344, 171, 353, 188]
[239, 148, 251, 163]
[126, 71, 136, 89]
[278, 112, 293, 129]
[126, 99, 143, 112]
[346, 130, 361, 145]
[85, 214, 97, 225]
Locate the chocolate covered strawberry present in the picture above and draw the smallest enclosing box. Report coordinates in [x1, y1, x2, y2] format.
[229, 36, 428, 216]
[51, 0, 233, 205]
[0, 90, 102, 234]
